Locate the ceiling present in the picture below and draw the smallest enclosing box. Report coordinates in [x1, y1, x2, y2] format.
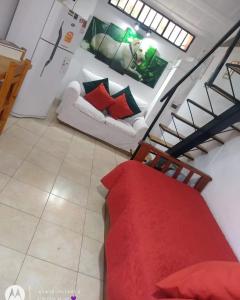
[146, 0, 240, 44]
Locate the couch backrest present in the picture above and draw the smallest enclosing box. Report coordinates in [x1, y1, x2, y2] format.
[80, 68, 148, 113]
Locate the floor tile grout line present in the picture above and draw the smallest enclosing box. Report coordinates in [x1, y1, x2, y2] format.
[0, 241, 26, 256]
[50, 191, 89, 209]
[13, 119, 93, 287]
[0, 200, 88, 235]
[15, 118, 50, 136]
[39, 216, 85, 236]
[78, 270, 104, 282]
[74, 139, 96, 291]
[82, 233, 104, 244]
[9, 144, 36, 179]
[0, 120, 101, 224]
[27, 254, 80, 274]
[53, 123, 99, 292]
[3, 125, 45, 148]
[0, 231, 103, 258]
[8, 117, 50, 179]
[1, 119, 47, 183]
[14, 192, 51, 283]
[0, 157, 116, 206]
[0, 202, 41, 219]
[0, 174, 12, 193]
[25, 144, 65, 173]
[12, 115, 73, 187]
[3, 118, 18, 134]
[14, 117, 70, 283]
[3, 115, 110, 291]
[13, 248, 104, 282]
[81, 141, 112, 288]
[26, 120, 75, 225]
[22, 118, 71, 162]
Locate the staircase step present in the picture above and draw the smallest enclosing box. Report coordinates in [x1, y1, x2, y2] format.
[149, 134, 194, 161]
[168, 102, 240, 158]
[226, 63, 240, 75]
[159, 123, 208, 154]
[187, 99, 215, 117]
[187, 99, 240, 133]
[171, 112, 224, 145]
[207, 83, 238, 104]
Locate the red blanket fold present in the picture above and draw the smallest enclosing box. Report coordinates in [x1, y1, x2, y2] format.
[102, 161, 237, 300]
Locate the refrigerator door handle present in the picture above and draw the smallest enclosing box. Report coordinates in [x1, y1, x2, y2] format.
[40, 21, 64, 77]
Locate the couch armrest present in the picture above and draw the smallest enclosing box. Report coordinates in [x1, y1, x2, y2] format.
[133, 117, 148, 137]
[62, 81, 81, 102]
[57, 81, 81, 114]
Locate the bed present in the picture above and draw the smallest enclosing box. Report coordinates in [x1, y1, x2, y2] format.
[101, 143, 237, 300]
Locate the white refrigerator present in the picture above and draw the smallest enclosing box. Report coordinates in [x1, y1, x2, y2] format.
[7, 0, 86, 118]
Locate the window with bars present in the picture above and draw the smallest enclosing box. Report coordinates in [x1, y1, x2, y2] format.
[108, 0, 195, 51]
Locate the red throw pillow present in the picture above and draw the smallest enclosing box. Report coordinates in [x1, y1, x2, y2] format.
[156, 261, 240, 300]
[108, 93, 133, 119]
[84, 83, 115, 111]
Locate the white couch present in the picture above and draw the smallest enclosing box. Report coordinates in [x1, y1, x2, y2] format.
[57, 69, 149, 153]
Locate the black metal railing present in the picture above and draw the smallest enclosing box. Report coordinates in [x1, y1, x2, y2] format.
[131, 19, 240, 159]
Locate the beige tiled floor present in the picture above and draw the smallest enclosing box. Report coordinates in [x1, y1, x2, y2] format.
[0, 112, 129, 299]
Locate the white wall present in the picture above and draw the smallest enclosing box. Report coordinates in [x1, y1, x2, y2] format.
[63, 0, 240, 260]
[193, 137, 240, 260]
[171, 46, 240, 259]
[0, 0, 19, 39]
[60, 0, 210, 106]
[193, 48, 240, 260]
[145, 37, 211, 132]
[73, 0, 98, 20]
[172, 47, 240, 139]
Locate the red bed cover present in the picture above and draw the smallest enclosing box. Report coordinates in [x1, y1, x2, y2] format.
[102, 161, 237, 300]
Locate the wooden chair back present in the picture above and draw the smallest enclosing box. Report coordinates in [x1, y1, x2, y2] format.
[0, 41, 26, 61]
[0, 59, 31, 133]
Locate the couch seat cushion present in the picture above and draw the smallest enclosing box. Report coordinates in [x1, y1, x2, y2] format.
[105, 116, 136, 137]
[74, 96, 106, 123]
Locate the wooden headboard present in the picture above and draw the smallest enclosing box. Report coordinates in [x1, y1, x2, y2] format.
[133, 142, 212, 192]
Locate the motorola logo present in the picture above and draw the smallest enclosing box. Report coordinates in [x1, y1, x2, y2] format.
[5, 285, 25, 300]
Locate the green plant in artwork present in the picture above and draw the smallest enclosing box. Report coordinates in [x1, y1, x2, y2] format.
[122, 27, 143, 43]
[136, 47, 168, 88]
[81, 17, 168, 88]
[135, 47, 156, 83]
